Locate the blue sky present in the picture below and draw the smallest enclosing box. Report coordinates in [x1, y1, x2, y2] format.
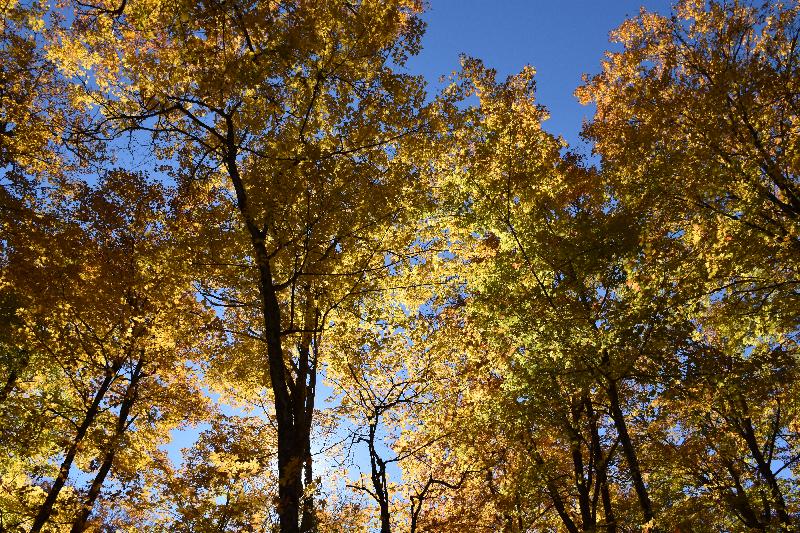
[407, 0, 676, 150]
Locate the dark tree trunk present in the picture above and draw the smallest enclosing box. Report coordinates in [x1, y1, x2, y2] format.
[587, 404, 616, 532]
[598, 467, 616, 533]
[300, 451, 316, 533]
[585, 395, 616, 533]
[734, 400, 792, 528]
[259, 253, 306, 533]
[606, 378, 654, 524]
[720, 460, 763, 529]
[70, 359, 143, 533]
[533, 449, 579, 533]
[366, 419, 391, 533]
[299, 327, 317, 533]
[567, 397, 594, 531]
[224, 136, 314, 533]
[30, 361, 122, 533]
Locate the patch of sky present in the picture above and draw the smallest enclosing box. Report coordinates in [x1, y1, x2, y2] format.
[709, 286, 728, 304]
[406, 0, 676, 158]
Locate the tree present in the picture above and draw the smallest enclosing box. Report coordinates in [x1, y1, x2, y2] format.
[578, 1, 800, 528]
[415, 57, 731, 531]
[576, 0, 799, 331]
[51, 1, 440, 530]
[327, 309, 437, 533]
[157, 415, 279, 532]
[1, 0, 60, 174]
[2, 1, 797, 530]
[0, 171, 214, 531]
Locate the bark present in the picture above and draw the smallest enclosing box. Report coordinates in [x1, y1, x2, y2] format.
[606, 378, 654, 523]
[259, 249, 305, 533]
[300, 451, 316, 533]
[70, 358, 143, 533]
[721, 460, 763, 529]
[364, 417, 391, 533]
[587, 397, 616, 533]
[30, 361, 122, 533]
[224, 132, 313, 533]
[299, 310, 318, 533]
[597, 464, 616, 533]
[571, 440, 594, 531]
[533, 449, 579, 533]
[564, 398, 593, 531]
[734, 401, 792, 528]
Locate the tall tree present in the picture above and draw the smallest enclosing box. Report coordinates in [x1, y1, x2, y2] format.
[0, 171, 214, 531]
[51, 1, 440, 530]
[578, 1, 800, 527]
[577, 0, 799, 325]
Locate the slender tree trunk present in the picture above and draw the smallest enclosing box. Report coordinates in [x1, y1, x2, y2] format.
[598, 468, 616, 533]
[736, 406, 792, 527]
[70, 359, 143, 533]
[224, 139, 312, 533]
[565, 398, 593, 531]
[721, 460, 763, 529]
[532, 449, 579, 533]
[587, 397, 616, 533]
[571, 442, 594, 531]
[298, 304, 317, 533]
[366, 419, 391, 533]
[606, 378, 654, 523]
[30, 362, 121, 533]
[595, 445, 616, 531]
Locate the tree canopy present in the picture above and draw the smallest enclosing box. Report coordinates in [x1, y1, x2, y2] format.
[1, 0, 798, 531]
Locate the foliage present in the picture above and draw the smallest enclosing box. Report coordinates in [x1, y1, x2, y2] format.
[1, 0, 797, 531]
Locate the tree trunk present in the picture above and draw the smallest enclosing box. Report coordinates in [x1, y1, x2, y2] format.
[298, 305, 318, 533]
[593, 439, 616, 531]
[598, 467, 616, 533]
[533, 449, 579, 533]
[366, 419, 391, 533]
[565, 398, 593, 531]
[30, 362, 121, 533]
[721, 460, 763, 529]
[735, 403, 792, 527]
[70, 359, 143, 533]
[224, 139, 312, 533]
[300, 451, 316, 533]
[260, 256, 304, 533]
[587, 396, 616, 533]
[606, 378, 654, 524]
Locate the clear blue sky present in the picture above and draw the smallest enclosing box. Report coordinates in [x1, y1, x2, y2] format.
[406, 0, 676, 151]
